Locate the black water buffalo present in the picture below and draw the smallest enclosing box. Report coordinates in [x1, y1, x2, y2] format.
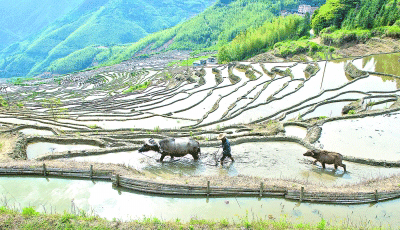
[138, 137, 201, 162]
[303, 149, 346, 172]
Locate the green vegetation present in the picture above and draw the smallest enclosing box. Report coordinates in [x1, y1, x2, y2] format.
[311, 0, 360, 35]
[168, 55, 212, 67]
[16, 102, 24, 108]
[218, 15, 310, 63]
[1, 0, 326, 77]
[21, 207, 39, 217]
[154, 126, 160, 133]
[0, 0, 214, 78]
[348, 110, 356, 114]
[0, 96, 8, 108]
[0, 142, 3, 151]
[321, 28, 371, 46]
[41, 98, 66, 120]
[273, 39, 324, 58]
[312, 0, 400, 44]
[88, 124, 100, 129]
[123, 81, 151, 94]
[0, 206, 379, 229]
[6, 77, 35, 86]
[0, 0, 84, 51]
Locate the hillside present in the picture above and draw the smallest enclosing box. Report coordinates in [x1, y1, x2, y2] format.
[67, 0, 324, 71]
[0, 0, 215, 78]
[0, 0, 85, 50]
[312, 0, 400, 46]
[233, 0, 400, 63]
[0, 0, 326, 78]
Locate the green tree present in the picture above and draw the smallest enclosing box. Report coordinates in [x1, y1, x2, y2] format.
[0, 96, 8, 108]
[312, 0, 361, 34]
[41, 98, 66, 120]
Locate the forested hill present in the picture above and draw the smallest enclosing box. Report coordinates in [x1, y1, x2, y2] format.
[0, 0, 84, 51]
[0, 0, 215, 78]
[34, 0, 324, 75]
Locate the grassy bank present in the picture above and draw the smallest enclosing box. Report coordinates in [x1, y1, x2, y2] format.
[0, 206, 384, 230]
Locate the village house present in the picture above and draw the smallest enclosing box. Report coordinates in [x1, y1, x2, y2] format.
[297, 4, 318, 16]
[280, 4, 318, 17]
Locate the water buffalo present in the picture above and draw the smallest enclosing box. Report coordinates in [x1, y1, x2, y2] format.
[138, 137, 200, 162]
[303, 149, 346, 172]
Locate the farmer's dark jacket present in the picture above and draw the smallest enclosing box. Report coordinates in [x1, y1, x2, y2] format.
[222, 139, 231, 156]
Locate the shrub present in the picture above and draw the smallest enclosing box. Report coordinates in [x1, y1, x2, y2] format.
[22, 207, 39, 216]
[317, 218, 326, 230]
[88, 124, 99, 129]
[321, 29, 371, 46]
[385, 25, 400, 38]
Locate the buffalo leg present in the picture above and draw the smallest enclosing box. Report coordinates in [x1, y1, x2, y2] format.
[171, 156, 174, 160]
[334, 164, 338, 170]
[342, 163, 347, 172]
[159, 155, 166, 162]
[313, 160, 318, 165]
[322, 163, 326, 169]
[192, 154, 199, 161]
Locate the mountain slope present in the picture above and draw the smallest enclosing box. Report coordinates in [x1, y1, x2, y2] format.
[0, 0, 85, 50]
[0, 0, 214, 78]
[100, 0, 324, 67]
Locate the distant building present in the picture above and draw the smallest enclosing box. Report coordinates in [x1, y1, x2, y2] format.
[281, 5, 318, 17]
[193, 61, 202, 67]
[193, 59, 207, 67]
[207, 57, 217, 64]
[298, 5, 318, 15]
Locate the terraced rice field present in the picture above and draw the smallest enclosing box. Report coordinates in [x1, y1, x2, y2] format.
[1, 53, 400, 194]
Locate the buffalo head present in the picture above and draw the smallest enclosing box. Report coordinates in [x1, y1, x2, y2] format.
[138, 139, 159, 152]
[303, 149, 318, 157]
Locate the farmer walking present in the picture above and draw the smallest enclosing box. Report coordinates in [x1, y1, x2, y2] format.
[217, 133, 234, 165]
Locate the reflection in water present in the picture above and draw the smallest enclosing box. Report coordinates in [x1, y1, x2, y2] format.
[0, 176, 399, 228]
[284, 126, 307, 139]
[353, 53, 400, 88]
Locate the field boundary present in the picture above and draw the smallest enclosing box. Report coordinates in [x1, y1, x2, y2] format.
[1, 165, 400, 204]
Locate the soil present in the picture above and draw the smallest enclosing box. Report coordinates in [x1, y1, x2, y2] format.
[0, 133, 17, 162]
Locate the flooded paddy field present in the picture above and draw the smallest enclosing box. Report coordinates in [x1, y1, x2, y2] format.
[2, 53, 400, 223]
[68, 142, 400, 186]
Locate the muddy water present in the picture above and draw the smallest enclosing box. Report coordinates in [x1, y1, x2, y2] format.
[70, 142, 400, 186]
[26, 143, 101, 159]
[319, 113, 400, 161]
[1, 177, 400, 227]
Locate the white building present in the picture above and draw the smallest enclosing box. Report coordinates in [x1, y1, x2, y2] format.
[298, 5, 318, 15]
